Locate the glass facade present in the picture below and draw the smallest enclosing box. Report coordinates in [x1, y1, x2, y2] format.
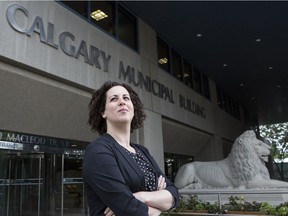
[216, 86, 241, 120]
[156, 37, 213, 101]
[0, 130, 87, 216]
[157, 38, 170, 72]
[202, 74, 210, 100]
[60, 1, 138, 50]
[118, 5, 138, 49]
[60, 1, 88, 17]
[171, 49, 182, 80]
[90, 1, 115, 36]
[193, 67, 202, 94]
[183, 59, 193, 88]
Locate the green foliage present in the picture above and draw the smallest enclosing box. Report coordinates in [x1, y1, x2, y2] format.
[167, 195, 288, 215]
[259, 202, 277, 215]
[173, 196, 187, 212]
[260, 122, 288, 180]
[186, 195, 204, 210]
[260, 122, 288, 162]
[205, 201, 223, 214]
[224, 196, 262, 212]
[171, 195, 223, 213]
[275, 202, 288, 216]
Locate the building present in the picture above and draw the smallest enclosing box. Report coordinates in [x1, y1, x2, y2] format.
[0, 1, 249, 215]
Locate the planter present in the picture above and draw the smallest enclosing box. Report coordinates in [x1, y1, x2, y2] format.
[184, 210, 208, 215]
[227, 211, 267, 215]
[161, 210, 208, 215]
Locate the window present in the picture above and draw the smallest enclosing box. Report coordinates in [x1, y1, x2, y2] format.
[217, 87, 224, 109]
[60, 1, 138, 51]
[193, 67, 202, 94]
[60, 1, 88, 18]
[90, 1, 115, 36]
[118, 5, 137, 49]
[157, 38, 170, 72]
[202, 74, 210, 99]
[171, 49, 182, 80]
[183, 60, 193, 88]
[217, 86, 241, 120]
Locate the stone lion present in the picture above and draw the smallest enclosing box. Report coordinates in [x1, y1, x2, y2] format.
[174, 130, 288, 189]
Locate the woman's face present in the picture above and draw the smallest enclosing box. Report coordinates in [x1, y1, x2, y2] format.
[102, 85, 134, 127]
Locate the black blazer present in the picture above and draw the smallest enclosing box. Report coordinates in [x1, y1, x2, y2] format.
[83, 133, 179, 216]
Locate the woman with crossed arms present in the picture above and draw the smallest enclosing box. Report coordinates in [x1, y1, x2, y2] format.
[83, 81, 179, 216]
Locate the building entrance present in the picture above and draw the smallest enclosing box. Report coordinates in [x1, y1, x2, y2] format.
[0, 132, 87, 216]
[0, 151, 43, 216]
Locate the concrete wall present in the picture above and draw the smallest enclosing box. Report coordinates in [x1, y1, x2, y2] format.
[0, 62, 95, 142]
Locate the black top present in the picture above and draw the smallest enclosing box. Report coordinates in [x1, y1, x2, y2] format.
[122, 146, 157, 191]
[83, 133, 179, 216]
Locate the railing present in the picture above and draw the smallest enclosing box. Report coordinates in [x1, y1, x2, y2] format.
[180, 188, 288, 208]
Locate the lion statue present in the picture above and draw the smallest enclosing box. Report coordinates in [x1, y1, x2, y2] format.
[174, 130, 288, 189]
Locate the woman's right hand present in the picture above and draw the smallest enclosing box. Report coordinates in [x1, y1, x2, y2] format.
[104, 207, 115, 216]
[157, 175, 167, 190]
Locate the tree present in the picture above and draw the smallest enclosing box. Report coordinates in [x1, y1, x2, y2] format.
[259, 122, 288, 181]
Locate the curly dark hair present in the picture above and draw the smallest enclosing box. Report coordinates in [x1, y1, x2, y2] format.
[88, 81, 146, 134]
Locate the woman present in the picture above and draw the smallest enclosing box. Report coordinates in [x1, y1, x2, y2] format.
[83, 81, 179, 216]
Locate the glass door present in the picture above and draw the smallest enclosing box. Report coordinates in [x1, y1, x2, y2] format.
[0, 150, 43, 216]
[53, 150, 85, 216]
[0, 149, 86, 216]
[0, 130, 88, 216]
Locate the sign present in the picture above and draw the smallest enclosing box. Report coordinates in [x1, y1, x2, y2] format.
[0, 141, 23, 150]
[5, 3, 207, 119]
[0, 130, 88, 151]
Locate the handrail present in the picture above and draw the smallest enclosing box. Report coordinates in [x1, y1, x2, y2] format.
[179, 188, 288, 194]
[179, 188, 288, 210]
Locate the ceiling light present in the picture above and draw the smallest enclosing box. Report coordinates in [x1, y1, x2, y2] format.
[268, 66, 273, 70]
[256, 38, 261, 42]
[158, 58, 168, 64]
[223, 64, 227, 67]
[240, 83, 244, 87]
[196, 33, 202, 37]
[90, 10, 108, 21]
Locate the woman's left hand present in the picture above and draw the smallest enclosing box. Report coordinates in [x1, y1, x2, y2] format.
[157, 175, 166, 190]
[104, 207, 115, 216]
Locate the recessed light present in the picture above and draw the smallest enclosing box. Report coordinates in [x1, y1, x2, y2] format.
[223, 64, 227, 67]
[268, 66, 273, 70]
[158, 58, 168, 64]
[196, 33, 202, 37]
[90, 10, 108, 21]
[256, 38, 261, 42]
[240, 83, 244, 87]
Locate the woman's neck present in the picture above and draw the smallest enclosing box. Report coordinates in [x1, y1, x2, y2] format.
[107, 126, 131, 148]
